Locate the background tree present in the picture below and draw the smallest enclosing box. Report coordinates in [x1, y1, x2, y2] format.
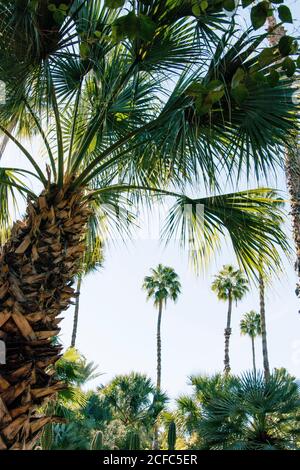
[259, 268, 271, 381]
[143, 265, 181, 391]
[39, 348, 101, 450]
[266, 11, 300, 301]
[143, 264, 181, 449]
[71, 235, 104, 348]
[212, 265, 249, 375]
[101, 372, 167, 449]
[0, 0, 298, 448]
[195, 370, 300, 450]
[240, 310, 261, 376]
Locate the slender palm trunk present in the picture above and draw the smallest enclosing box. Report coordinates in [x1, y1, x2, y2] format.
[70, 277, 82, 348]
[224, 293, 232, 375]
[156, 300, 163, 391]
[0, 184, 90, 449]
[153, 300, 163, 450]
[259, 272, 270, 381]
[251, 336, 256, 377]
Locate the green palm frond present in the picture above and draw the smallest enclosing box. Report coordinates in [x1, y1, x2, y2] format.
[0, 0, 298, 277]
[178, 370, 300, 450]
[162, 188, 290, 278]
[0, 167, 34, 243]
[143, 264, 181, 307]
[240, 310, 261, 338]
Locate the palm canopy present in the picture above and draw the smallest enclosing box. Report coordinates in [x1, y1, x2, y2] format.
[177, 370, 300, 450]
[0, 0, 298, 276]
[240, 310, 261, 338]
[100, 372, 167, 429]
[211, 264, 249, 302]
[143, 264, 181, 307]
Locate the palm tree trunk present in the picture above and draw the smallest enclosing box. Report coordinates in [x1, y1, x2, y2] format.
[266, 16, 300, 298]
[156, 300, 163, 391]
[70, 277, 82, 348]
[0, 184, 90, 449]
[285, 147, 300, 298]
[259, 272, 270, 381]
[251, 336, 256, 377]
[153, 300, 163, 450]
[224, 293, 232, 375]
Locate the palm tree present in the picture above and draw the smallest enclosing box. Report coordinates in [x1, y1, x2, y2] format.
[212, 265, 249, 375]
[240, 310, 261, 376]
[71, 236, 104, 348]
[102, 372, 167, 447]
[184, 370, 300, 450]
[143, 264, 181, 391]
[266, 12, 300, 298]
[39, 348, 102, 450]
[0, 0, 297, 448]
[259, 269, 271, 381]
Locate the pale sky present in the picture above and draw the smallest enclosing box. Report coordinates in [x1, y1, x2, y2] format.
[1, 0, 300, 402]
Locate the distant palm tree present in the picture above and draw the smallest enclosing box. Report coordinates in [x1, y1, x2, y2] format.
[143, 265, 181, 391]
[240, 311, 261, 376]
[212, 265, 249, 375]
[143, 264, 181, 391]
[71, 236, 103, 348]
[259, 262, 271, 382]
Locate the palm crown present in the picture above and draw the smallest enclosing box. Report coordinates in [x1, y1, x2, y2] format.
[211, 265, 249, 302]
[143, 264, 181, 307]
[240, 310, 261, 339]
[0, 0, 297, 275]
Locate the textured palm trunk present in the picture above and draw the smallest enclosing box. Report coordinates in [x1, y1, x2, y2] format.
[251, 336, 256, 377]
[259, 273, 270, 381]
[285, 146, 300, 297]
[153, 300, 163, 450]
[0, 183, 89, 449]
[70, 277, 82, 348]
[267, 16, 300, 297]
[224, 294, 232, 376]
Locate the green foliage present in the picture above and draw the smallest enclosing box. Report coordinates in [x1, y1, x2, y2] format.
[112, 12, 157, 42]
[278, 5, 292, 23]
[167, 421, 177, 450]
[240, 310, 261, 338]
[127, 431, 141, 450]
[212, 265, 249, 302]
[176, 371, 300, 450]
[0, 1, 297, 277]
[143, 264, 181, 307]
[250, 2, 269, 30]
[90, 431, 104, 450]
[163, 190, 291, 279]
[105, 0, 125, 8]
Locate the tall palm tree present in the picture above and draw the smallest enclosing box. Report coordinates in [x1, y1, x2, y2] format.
[240, 310, 261, 376]
[71, 236, 103, 348]
[259, 269, 271, 381]
[143, 264, 181, 391]
[0, 0, 297, 448]
[212, 265, 249, 375]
